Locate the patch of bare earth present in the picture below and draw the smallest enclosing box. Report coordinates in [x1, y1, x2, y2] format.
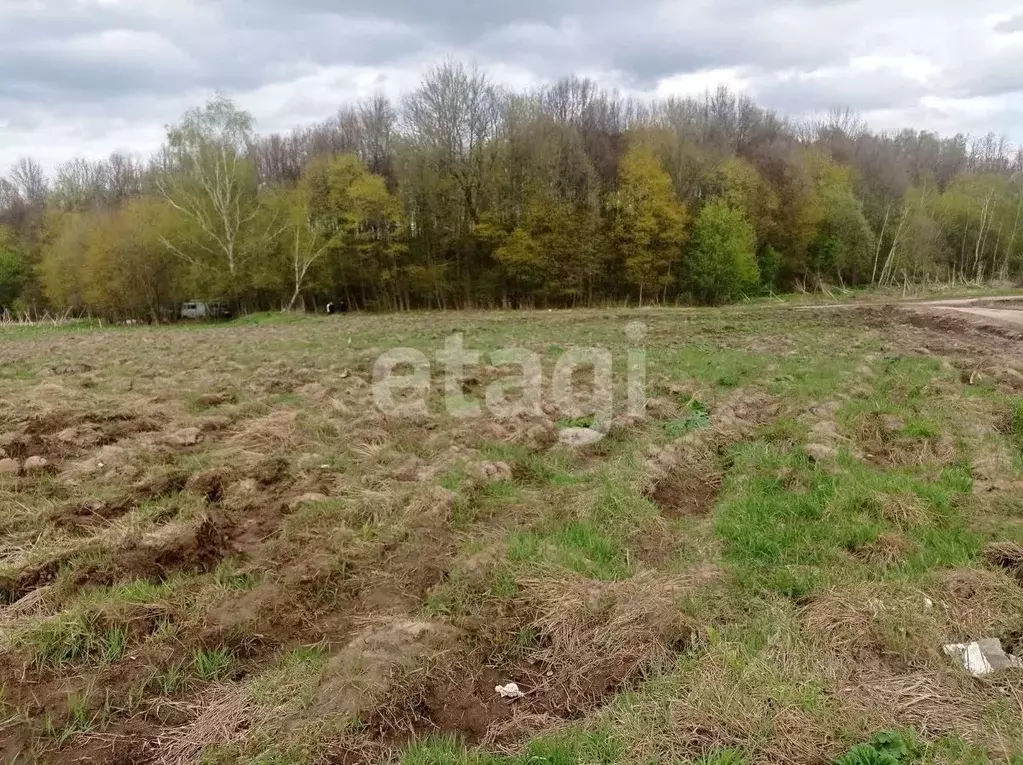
[643, 388, 778, 518]
[852, 411, 958, 468]
[7, 303, 1023, 762]
[363, 570, 708, 749]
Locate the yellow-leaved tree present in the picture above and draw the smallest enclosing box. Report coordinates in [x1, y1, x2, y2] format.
[611, 144, 688, 304]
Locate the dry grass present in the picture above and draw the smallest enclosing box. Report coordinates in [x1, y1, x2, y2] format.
[155, 688, 251, 765]
[984, 541, 1023, 582]
[515, 570, 712, 699]
[849, 531, 919, 570]
[847, 409, 958, 465]
[803, 569, 1023, 675]
[3, 303, 1023, 763]
[878, 491, 932, 528]
[801, 580, 945, 668]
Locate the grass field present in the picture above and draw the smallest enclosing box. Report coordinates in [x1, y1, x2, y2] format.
[2, 300, 1023, 764]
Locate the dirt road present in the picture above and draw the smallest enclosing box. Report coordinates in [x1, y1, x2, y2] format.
[900, 294, 1023, 332]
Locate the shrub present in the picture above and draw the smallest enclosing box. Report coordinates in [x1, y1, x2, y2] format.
[684, 200, 759, 305]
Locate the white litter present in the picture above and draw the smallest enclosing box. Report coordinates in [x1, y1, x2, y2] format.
[943, 639, 1022, 677]
[495, 682, 525, 699]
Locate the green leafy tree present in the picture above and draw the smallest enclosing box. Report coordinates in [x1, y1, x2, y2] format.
[684, 200, 759, 304]
[494, 227, 543, 297]
[303, 154, 406, 309]
[258, 186, 331, 310]
[759, 245, 782, 290]
[487, 111, 605, 305]
[612, 144, 688, 304]
[770, 150, 877, 286]
[38, 209, 90, 311]
[14, 79, 1023, 313]
[713, 157, 779, 248]
[934, 173, 1019, 281]
[810, 185, 875, 283]
[80, 197, 184, 320]
[158, 95, 279, 299]
[0, 226, 24, 307]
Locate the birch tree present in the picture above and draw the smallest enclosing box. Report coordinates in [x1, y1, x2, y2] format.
[264, 187, 331, 310]
[158, 95, 278, 297]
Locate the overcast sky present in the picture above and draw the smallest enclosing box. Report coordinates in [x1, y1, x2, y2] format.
[2, 0, 1022, 173]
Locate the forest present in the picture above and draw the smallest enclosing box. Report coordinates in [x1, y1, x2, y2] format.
[1, 61, 1022, 318]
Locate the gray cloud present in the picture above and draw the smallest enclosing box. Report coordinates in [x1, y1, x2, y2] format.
[996, 14, 1023, 33]
[751, 68, 929, 114]
[1, 0, 1022, 171]
[241, 0, 604, 38]
[0, 3, 426, 106]
[607, 30, 855, 88]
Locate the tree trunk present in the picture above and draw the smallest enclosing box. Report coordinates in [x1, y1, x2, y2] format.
[871, 202, 891, 284]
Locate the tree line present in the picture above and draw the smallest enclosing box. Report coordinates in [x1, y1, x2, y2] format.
[2, 61, 1022, 319]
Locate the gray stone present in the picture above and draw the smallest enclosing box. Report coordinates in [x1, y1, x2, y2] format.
[943, 639, 1022, 676]
[0, 458, 20, 475]
[558, 427, 606, 447]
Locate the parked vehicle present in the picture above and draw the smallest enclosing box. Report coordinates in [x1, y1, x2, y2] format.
[179, 301, 232, 320]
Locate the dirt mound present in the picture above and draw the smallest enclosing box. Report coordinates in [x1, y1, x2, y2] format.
[972, 448, 1023, 494]
[141, 517, 226, 574]
[643, 388, 777, 517]
[153, 622, 457, 765]
[316, 620, 464, 721]
[467, 461, 513, 484]
[51, 497, 138, 531]
[804, 569, 1023, 672]
[0, 558, 62, 606]
[152, 620, 457, 762]
[49, 469, 194, 532]
[853, 411, 957, 467]
[55, 517, 228, 593]
[251, 455, 291, 486]
[984, 541, 1023, 584]
[1, 410, 166, 462]
[847, 531, 918, 570]
[801, 581, 940, 671]
[644, 441, 722, 517]
[363, 571, 705, 746]
[186, 469, 231, 504]
[516, 572, 697, 698]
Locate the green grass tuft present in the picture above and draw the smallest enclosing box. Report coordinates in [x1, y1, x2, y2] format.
[194, 648, 234, 681]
